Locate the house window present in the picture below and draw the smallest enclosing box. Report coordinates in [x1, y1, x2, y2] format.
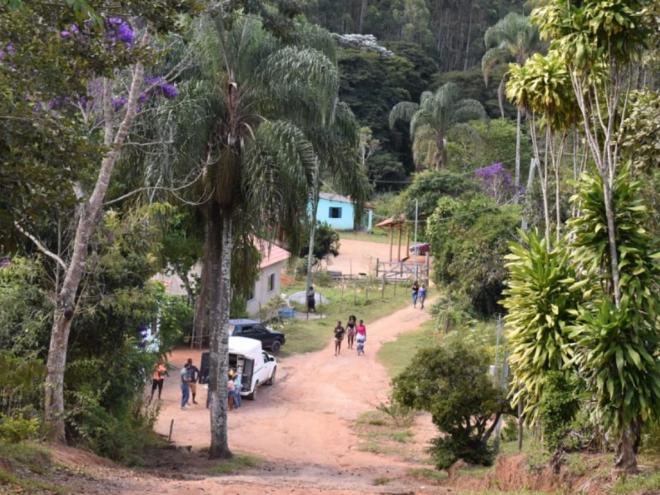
[329, 207, 342, 219]
[267, 273, 275, 292]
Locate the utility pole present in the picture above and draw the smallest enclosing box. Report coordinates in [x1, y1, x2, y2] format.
[414, 199, 419, 245]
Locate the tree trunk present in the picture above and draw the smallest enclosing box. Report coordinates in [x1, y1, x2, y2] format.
[497, 78, 506, 119]
[601, 177, 622, 307]
[305, 162, 321, 291]
[615, 421, 639, 473]
[514, 107, 522, 203]
[435, 132, 445, 170]
[44, 63, 145, 442]
[462, 1, 474, 71]
[193, 222, 211, 347]
[358, 0, 368, 33]
[208, 211, 233, 459]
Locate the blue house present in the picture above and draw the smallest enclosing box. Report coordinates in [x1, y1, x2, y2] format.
[315, 192, 373, 231]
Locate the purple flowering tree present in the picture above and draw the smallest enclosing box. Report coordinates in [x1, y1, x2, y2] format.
[474, 163, 516, 205]
[3, 1, 192, 444]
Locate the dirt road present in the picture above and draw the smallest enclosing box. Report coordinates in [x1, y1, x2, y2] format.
[135, 300, 441, 493]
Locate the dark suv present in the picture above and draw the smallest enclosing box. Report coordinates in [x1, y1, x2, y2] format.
[228, 319, 286, 352]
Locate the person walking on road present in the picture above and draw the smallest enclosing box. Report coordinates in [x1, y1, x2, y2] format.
[185, 358, 200, 404]
[150, 361, 167, 402]
[356, 319, 367, 356]
[346, 315, 357, 350]
[180, 362, 191, 409]
[227, 373, 236, 411]
[418, 284, 427, 309]
[333, 320, 345, 356]
[411, 280, 420, 308]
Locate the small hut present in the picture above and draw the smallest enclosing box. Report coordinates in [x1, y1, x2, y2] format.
[375, 215, 410, 262]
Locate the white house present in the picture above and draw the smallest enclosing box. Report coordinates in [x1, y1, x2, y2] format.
[245, 242, 290, 316]
[154, 239, 291, 318]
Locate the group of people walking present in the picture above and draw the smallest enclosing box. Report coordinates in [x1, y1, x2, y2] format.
[411, 280, 427, 309]
[333, 315, 367, 356]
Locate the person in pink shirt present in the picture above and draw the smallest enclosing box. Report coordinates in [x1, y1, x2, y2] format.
[356, 320, 366, 356]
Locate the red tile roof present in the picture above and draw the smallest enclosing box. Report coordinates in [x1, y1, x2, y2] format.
[256, 239, 291, 269]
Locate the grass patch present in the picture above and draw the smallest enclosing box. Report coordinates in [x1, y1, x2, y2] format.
[277, 280, 410, 356]
[0, 467, 67, 494]
[388, 430, 414, 443]
[459, 491, 556, 495]
[0, 441, 69, 494]
[372, 476, 393, 485]
[209, 453, 262, 475]
[339, 230, 391, 244]
[456, 464, 494, 479]
[612, 470, 660, 494]
[377, 319, 438, 377]
[407, 467, 448, 482]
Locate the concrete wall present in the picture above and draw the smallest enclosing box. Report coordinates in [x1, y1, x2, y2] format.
[316, 198, 355, 230]
[246, 260, 286, 316]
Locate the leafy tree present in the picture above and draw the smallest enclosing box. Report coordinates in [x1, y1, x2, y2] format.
[569, 168, 659, 472]
[1, 0, 197, 442]
[538, 372, 581, 472]
[533, 0, 654, 311]
[337, 47, 425, 176]
[389, 82, 487, 170]
[393, 338, 507, 469]
[482, 12, 541, 193]
[446, 118, 533, 174]
[298, 222, 340, 263]
[395, 169, 479, 224]
[427, 194, 520, 316]
[507, 50, 577, 241]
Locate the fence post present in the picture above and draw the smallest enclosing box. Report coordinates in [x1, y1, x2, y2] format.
[381, 272, 386, 300]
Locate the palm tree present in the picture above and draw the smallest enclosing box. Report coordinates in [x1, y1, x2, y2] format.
[481, 13, 541, 196]
[186, 15, 341, 458]
[389, 82, 486, 170]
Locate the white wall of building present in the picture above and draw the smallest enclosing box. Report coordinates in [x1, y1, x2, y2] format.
[246, 260, 286, 316]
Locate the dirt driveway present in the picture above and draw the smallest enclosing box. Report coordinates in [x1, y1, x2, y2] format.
[140, 300, 441, 493]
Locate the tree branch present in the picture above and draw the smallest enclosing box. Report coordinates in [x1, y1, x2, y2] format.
[14, 222, 68, 271]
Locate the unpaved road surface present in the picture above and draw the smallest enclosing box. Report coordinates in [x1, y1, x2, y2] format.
[119, 300, 444, 494]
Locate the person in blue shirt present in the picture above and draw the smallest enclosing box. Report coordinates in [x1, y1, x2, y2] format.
[230, 369, 242, 409]
[418, 284, 427, 309]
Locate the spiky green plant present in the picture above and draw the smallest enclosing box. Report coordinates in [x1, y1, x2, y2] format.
[502, 231, 583, 421]
[568, 167, 659, 472]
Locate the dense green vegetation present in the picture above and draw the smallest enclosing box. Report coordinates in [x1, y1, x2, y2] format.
[0, 0, 657, 490]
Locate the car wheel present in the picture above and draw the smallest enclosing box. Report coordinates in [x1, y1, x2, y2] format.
[247, 381, 258, 400]
[271, 340, 281, 353]
[266, 367, 276, 386]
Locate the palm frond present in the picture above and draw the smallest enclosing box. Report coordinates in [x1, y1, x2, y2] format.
[293, 21, 337, 64]
[481, 46, 512, 84]
[262, 46, 339, 123]
[451, 99, 487, 125]
[243, 120, 318, 250]
[389, 101, 419, 129]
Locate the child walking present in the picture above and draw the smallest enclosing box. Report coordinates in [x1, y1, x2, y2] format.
[356, 320, 367, 356]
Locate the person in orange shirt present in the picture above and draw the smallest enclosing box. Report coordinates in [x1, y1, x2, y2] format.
[150, 361, 167, 402]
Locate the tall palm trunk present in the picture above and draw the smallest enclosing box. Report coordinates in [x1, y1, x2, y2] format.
[208, 209, 233, 459]
[514, 107, 522, 203]
[44, 67, 144, 442]
[497, 78, 506, 119]
[305, 163, 320, 291]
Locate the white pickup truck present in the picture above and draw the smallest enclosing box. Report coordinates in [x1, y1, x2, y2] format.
[228, 336, 277, 400]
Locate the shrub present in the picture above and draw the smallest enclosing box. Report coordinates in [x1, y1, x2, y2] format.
[392, 339, 507, 469]
[0, 416, 40, 443]
[538, 372, 580, 453]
